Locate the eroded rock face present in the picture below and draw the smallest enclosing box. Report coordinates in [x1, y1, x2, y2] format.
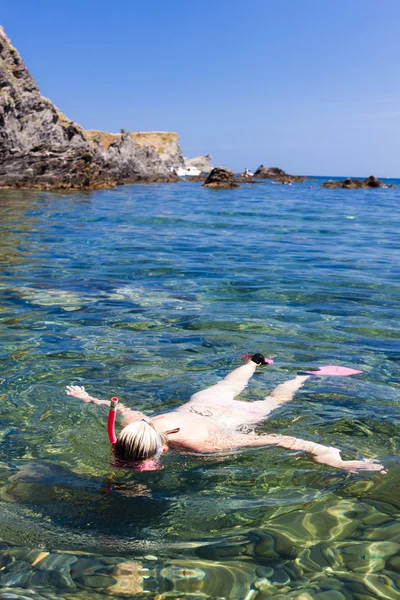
[254, 165, 305, 183]
[87, 132, 178, 183]
[202, 167, 240, 188]
[0, 27, 177, 189]
[322, 176, 395, 189]
[0, 27, 112, 189]
[130, 131, 184, 167]
[184, 154, 214, 173]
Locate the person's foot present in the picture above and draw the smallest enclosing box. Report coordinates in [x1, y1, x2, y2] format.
[242, 353, 274, 365]
[251, 353, 267, 365]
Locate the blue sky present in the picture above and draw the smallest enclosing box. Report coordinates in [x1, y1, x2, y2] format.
[2, 0, 400, 176]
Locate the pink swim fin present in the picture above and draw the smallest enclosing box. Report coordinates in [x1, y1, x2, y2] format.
[303, 365, 363, 376]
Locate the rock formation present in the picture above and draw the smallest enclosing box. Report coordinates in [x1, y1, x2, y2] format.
[184, 154, 214, 173]
[0, 26, 178, 189]
[130, 132, 184, 167]
[0, 27, 105, 190]
[254, 165, 305, 183]
[85, 131, 178, 183]
[202, 167, 240, 189]
[236, 169, 265, 184]
[322, 176, 395, 189]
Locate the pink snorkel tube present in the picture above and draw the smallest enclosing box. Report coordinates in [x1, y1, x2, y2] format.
[108, 397, 118, 445]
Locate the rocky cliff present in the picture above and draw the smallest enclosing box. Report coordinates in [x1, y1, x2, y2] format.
[0, 27, 177, 189]
[131, 132, 184, 167]
[85, 130, 179, 183]
[184, 154, 214, 173]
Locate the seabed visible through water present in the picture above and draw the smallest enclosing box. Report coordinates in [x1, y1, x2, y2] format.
[0, 180, 399, 599]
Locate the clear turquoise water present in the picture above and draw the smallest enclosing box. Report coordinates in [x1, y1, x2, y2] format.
[0, 180, 399, 599]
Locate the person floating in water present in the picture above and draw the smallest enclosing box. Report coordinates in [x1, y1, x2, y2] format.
[66, 354, 385, 473]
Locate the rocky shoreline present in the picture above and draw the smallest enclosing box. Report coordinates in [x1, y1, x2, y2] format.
[0, 27, 395, 192]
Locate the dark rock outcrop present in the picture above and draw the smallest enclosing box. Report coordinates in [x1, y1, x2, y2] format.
[202, 167, 240, 189]
[322, 176, 396, 189]
[254, 165, 306, 183]
[0, 26, 177, 189]
[254, 166, 285, 178]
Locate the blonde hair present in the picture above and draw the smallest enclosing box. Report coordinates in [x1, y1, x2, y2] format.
[115, 420, 167, 461]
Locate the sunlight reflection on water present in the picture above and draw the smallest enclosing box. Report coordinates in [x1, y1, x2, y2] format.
[0, 181, 399, 598]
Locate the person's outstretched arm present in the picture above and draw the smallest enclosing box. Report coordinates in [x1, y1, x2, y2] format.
[226, 433, 385, 473]
[65, 385, 145, 425]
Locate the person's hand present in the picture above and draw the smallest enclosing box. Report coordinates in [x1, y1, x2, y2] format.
[66, 385, 91, 402]
[340, 458, 386, 475]
[314, 448, 386, 474]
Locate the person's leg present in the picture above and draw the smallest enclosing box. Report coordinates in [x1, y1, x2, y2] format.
[247, 375, 311, 421]
[188, 361, 258, 405]
[268, 375, 310, 404]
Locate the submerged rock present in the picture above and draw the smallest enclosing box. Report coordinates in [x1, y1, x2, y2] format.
[322, 175, 396, 189]
[0, 27, 178, 190]
[254, 165, 306, 182]
[271, 568, 291, 586]
[313, 591, 347, 600]
[0, 589, 50, 600]
[202, 167, 240, 188]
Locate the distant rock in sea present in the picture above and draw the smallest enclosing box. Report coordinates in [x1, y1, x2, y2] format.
[322, 176, 396, 189]
[184, 154, 214, 174]
[236, 169, 266, 184]
[0, 26, 179, 190]
[254, 165, 306, 183]
[202, 167, 240, 188]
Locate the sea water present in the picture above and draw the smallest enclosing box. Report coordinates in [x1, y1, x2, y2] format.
[0, 179, 399, 599]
